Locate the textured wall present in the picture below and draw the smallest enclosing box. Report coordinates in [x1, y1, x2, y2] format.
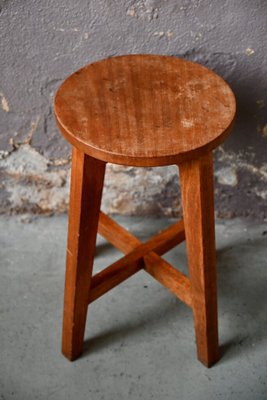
[0, 0, 267, 218]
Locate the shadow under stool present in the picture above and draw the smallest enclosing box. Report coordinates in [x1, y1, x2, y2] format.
[54, 54, 236, 367]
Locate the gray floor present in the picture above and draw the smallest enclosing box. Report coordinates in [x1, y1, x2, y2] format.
[0, 215, 267, 400]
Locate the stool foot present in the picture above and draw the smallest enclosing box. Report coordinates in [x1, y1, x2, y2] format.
[62, 148, 106, 361]
[179, 153, 219, 367]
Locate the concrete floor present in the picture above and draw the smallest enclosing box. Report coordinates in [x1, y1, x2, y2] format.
[0, 215, 267, 400]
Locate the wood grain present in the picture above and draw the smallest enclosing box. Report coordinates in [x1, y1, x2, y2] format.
[179, 152, 219, 367]
[98, 211, 185, 257]
[55, 54, 236, 367]
[62, 148, 106, 361]
[94, 211, 190, 306]
[55, 54, 236, 167]
[143, 253, 191, 307]
[98, 211, 140, 253]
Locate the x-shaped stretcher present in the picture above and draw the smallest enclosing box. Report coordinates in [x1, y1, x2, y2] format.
[88, 211, 191, 308]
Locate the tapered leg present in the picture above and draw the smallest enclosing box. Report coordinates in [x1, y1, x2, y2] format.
[179, 152, 219, 367]
[62, 147, 106, 361]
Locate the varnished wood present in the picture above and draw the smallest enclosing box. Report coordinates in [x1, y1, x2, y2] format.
[88, 255, 143, 303]
[98, 211, 185, 257]
[55, 54, 236, 367]
[179, 153, 219, 367]
[62, 147, 105, 361]
[55, 54, 236, 167]
[89, 251, 191, 307]
[144, 253, 191, 307]
[98, 211, 140, 253]
[89, 212, 188, 304]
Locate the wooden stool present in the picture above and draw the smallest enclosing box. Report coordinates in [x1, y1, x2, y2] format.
[54, 54, 236, 367]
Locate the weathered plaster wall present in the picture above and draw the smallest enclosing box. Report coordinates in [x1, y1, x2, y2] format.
[0, 0, 266, 218]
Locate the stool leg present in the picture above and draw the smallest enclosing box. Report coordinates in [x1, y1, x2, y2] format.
[179, 152, 219, 367]
[62, 147, 106, 361]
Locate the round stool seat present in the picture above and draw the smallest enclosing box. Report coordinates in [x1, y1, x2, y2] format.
[55, 54, 236, 167]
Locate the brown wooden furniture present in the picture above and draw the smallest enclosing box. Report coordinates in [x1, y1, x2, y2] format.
[54, 54, 236, 367]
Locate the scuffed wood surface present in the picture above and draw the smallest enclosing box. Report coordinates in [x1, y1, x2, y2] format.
[55, 54, 236, 166]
